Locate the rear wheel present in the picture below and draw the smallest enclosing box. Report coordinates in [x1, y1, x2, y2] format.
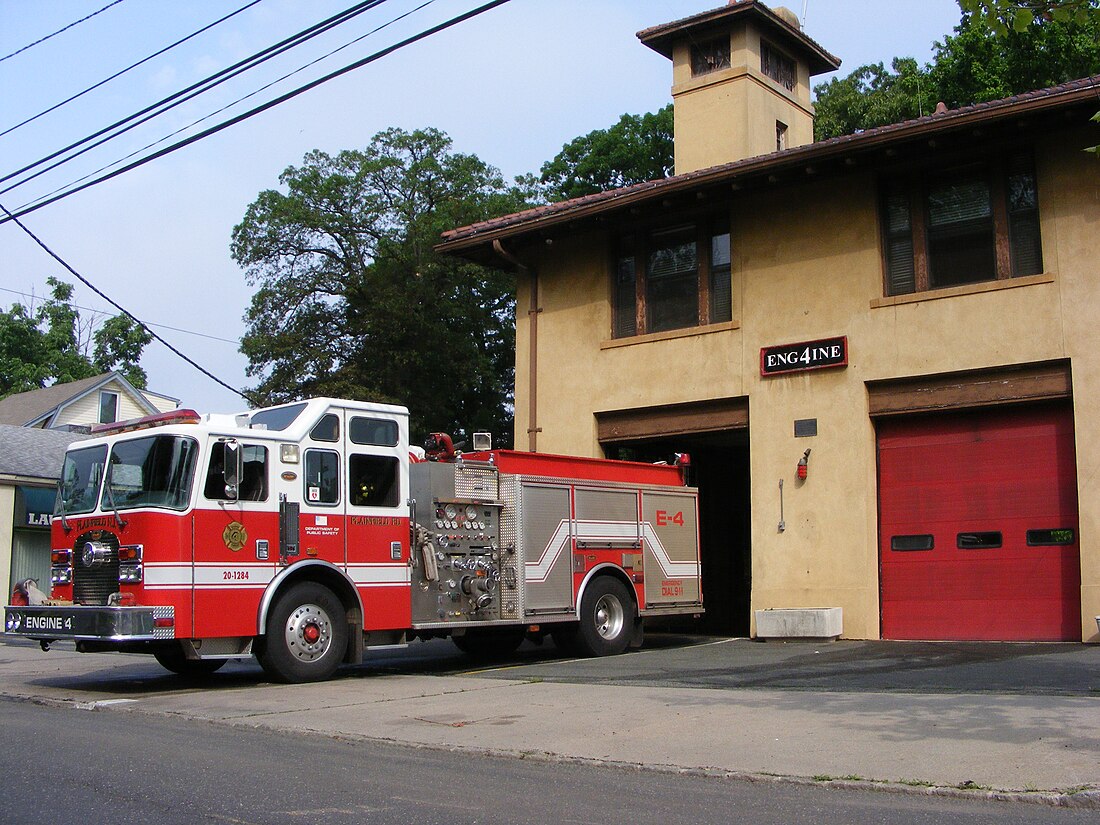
[576, 576, 636, 657]
[257, 582, 348, 683]
[152, 643, 226, 677]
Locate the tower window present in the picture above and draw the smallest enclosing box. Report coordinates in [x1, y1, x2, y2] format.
[691, 37, 731, 76]
[761, 40, 796, 91]
[776, 121, 789, 151]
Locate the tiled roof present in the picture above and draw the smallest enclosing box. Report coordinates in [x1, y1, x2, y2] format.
[437, 76, 1100, 254]
[637, 0, 840, 74]
[0, 374, 112, 426]
[0, 424, 89, 481]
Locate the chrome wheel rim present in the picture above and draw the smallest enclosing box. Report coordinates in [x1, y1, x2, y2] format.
[593, 594, 625, 640]
[284, 602, 332, 661]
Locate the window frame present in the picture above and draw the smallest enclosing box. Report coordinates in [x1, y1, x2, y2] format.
[879, 150, 1043, 297]
[611, 212, 732, 339]
[303, 448, 341, 507]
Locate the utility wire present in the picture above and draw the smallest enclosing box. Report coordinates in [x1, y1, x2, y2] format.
[0, 0, 389, 192]
[0, 0, 126, 64]
[0, 201, 255, 403]
[0, 0, 512, 224]
[19, 0, 436, 211]
[0, 0, 265, 140]
[0, 285, 241, 345]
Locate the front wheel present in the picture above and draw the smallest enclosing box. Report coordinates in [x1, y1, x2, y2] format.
[575, 576, 637, 657]
[257, 582, 348, 683]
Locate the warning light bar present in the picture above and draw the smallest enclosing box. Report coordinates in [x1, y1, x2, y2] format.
[91, 409, 201, 435]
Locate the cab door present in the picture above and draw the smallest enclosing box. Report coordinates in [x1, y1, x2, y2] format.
[298, 411, 347, 568]
[343, 411, 411, 629]
[191, 439, 278, 638]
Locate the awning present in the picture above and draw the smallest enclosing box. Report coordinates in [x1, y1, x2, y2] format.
[15, 486, 56, 529]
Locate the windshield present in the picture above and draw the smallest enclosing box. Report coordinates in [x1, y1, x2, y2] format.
[101, 435, 199, 511]
[59, 445, 108, 515]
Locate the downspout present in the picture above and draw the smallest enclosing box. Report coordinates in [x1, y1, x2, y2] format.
[492, 239, 541, 452]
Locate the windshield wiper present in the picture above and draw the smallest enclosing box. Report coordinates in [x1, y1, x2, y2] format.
[55, 480, 72, 533]
[101, 471, 129, 530]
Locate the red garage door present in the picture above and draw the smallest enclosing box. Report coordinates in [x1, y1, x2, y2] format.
[878, 405, 1080, 641]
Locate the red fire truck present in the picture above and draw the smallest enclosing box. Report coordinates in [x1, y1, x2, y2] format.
[4, 398, 701, 682]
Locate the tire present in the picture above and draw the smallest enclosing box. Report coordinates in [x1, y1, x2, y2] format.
[451, 626, 527, 660]
[257, 582, 348, 683]
[575, 576, 636, 657]
[152, 643, 226, 677]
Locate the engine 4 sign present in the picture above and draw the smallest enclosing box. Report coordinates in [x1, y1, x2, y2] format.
[761, 336, 848, 377]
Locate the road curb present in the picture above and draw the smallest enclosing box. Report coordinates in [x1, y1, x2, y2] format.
[5, 688, 1097, 809]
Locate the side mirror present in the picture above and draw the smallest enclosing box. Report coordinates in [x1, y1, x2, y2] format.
[223, 441, 242, 500]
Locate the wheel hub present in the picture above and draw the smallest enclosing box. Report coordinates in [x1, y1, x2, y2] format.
[594, 594, 625, 640]
[284, 603, 332, 661]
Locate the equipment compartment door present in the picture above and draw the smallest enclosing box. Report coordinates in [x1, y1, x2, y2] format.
[521, 483, 573, 613]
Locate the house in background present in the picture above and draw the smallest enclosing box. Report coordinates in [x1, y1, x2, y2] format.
[0, 425, 89, 599]
[0, 371, 178, 430]
[0, 372, 179, 604]
[439, 1, 1100, 642]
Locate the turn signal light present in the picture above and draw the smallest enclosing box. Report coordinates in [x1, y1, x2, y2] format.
[51, 549, 72, 565]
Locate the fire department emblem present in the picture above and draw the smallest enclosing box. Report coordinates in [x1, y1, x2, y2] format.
[223, 522, 247, 552]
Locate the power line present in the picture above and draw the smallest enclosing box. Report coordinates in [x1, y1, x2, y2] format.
[0, 200, 255, 404]
[0, 0, 390, 193]
[17, 0, 437, 212]
[0, 0, 126, 64]
[0, 0, 265, 140]
[0, 285, 242, 346]
[0, 0, 512, 224]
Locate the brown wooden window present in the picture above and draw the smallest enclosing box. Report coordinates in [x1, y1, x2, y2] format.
[691, 37, 730, 76]
[881, 152, 1043, 296]
[613, 219, 731, 339]
[761, 41, 795, 91]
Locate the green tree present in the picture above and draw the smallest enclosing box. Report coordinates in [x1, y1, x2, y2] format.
[539, 105, 674, 202]
[813, 5, 1100, 140]
[231, 127, 531, 445]
[0, 277, 151, 398]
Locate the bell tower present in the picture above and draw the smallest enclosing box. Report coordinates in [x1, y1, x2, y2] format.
[638, 0, 840, 174]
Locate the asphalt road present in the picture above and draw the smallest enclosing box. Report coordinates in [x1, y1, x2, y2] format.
[4, 698, 1097, 825]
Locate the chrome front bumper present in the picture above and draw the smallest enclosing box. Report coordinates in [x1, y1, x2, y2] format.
[4, 604, 174, 641]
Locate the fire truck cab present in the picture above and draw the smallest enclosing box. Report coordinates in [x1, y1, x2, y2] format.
[5, 398, 702, 682]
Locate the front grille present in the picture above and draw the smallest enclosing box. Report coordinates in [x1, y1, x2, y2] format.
[72, 531, 120, 605]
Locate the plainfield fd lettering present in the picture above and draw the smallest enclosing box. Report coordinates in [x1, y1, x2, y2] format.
[4, 399, 702, 682]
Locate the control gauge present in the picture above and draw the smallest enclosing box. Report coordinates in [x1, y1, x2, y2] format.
[444, 504, 458, 520]
[465, 505, 479, 521]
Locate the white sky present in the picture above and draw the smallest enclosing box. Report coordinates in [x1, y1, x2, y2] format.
[0, 0, 962, 415]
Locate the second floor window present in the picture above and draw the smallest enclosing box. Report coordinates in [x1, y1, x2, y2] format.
[761, 41, 796, 91]
[881, 152, 1043, 296]
[614, 219, 732, 339]
[691, 37, 730, 76]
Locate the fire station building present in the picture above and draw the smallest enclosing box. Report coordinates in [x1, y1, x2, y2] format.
[438, 1, 1100, 642]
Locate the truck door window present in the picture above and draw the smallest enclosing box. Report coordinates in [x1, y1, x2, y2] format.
[349, 454, 399, 507]
[304, 449, 340, 505]
[309, 413, 340, 442]
[349, 416, 399, 447]
[205, 444, 268, 501]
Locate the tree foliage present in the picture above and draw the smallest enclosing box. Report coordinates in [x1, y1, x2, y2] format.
[814, 4, 1100, 140]
[0, 278, 151, 399]
[231, 127, 532, 445]
[539, 105, 674, 202]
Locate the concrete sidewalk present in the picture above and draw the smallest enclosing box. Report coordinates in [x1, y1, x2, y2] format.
[1, 636, 1098, 807]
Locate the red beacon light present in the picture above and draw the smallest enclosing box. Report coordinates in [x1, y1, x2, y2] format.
[91, 409, 201, 435]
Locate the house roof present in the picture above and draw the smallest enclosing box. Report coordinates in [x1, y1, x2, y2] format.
[0, 372, 159, 427]
[637, 0, 840, 75]
[437, 76, 1100, 264]
[0, 424, 88, 482]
